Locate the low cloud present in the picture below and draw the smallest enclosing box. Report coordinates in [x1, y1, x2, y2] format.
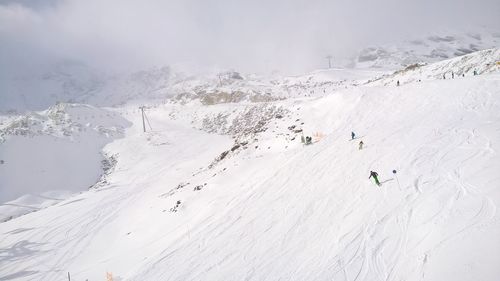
[1, 0, 499, 74]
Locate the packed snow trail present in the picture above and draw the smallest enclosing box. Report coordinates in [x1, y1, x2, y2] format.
[0, 115, 233, 280]
[1, 74, 500, 280]
[131, 75, 500, 281]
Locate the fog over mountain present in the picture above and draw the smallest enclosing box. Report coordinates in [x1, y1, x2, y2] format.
[1, 0, 499, 75]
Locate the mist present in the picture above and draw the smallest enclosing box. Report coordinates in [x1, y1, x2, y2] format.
[1, 0, 499, 75]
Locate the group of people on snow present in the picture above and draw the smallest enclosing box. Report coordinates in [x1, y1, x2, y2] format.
[352, 131, 381, 186]
[443, 69, 477, 80]
[301, 129, 384, 187]
[303, 67, 483, 187]
[352, 131, 364, 150]
[399, 69, 479, 85]
[301, 135, 313, 145]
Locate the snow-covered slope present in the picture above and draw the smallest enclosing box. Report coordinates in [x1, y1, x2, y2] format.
[169, 68, 386, 105]
[369, 48, 500, 86]
[353, 29, 500, 69]
[0, 52, 499, 281]
[0, 103, 130, 222]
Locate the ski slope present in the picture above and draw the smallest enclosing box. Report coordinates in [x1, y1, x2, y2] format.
[353, 28, 500, 69]
[370, 48, 500, 86]
[1, 68, 500, 280]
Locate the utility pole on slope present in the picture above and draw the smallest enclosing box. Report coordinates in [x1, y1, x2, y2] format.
[325, 55, 333, 69]
[140, 106, 146, 133]
[140, 106, 153, 133]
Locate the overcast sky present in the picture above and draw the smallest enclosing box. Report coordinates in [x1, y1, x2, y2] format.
[1, 0, 499, 74]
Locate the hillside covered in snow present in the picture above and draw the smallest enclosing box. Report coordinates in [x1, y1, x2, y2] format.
[0, 48, 499, 281]
[2, 29, 499, 114]
[353, 28, 500, 69]
[0, 103, 130, 222]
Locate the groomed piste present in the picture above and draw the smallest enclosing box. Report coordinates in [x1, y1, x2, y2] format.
[1, 49, 500, 281]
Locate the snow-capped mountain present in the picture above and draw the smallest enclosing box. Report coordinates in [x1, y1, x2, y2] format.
[353, 28, 500, 69]
[2, 29, 499, 114]
[368, 48, 500, 86]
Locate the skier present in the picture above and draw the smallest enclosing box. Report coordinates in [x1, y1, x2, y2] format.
[452, 72, 454, 79]
[396, 80, 400, 86]
[305, 136, 312, 145]
[359, 141, 364, 150]
[351, 131, 355, 140]
[443, 73, 446, 79]
[369, 171, 380, 186]
[473, 69, 478, 76]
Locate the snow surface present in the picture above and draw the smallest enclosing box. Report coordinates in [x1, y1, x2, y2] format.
[0, 50, 500, 281]
[0, 103, 130, 221]
[353, 28, 500, 69]
[369, 48, 500, 86]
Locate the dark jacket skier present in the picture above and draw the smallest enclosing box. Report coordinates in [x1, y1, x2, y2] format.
[396, 80, 400, 86]
[369, 171, 380, 186]
[351, 132, 355, 140]
[359, 141, 364, 150]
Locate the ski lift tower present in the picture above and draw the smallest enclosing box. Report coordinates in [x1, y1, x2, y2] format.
[139, 106, 153, 133]
[325, 55, 333, 69]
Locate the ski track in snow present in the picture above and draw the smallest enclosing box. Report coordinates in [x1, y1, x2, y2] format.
[1, 71, 500, 280]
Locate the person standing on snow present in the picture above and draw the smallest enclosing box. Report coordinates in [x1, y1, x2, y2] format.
[359, 141, 364, 150]
[369, 171, 380, 186]
[396, 80, 400, 86]
[351, 131, 355, 140]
